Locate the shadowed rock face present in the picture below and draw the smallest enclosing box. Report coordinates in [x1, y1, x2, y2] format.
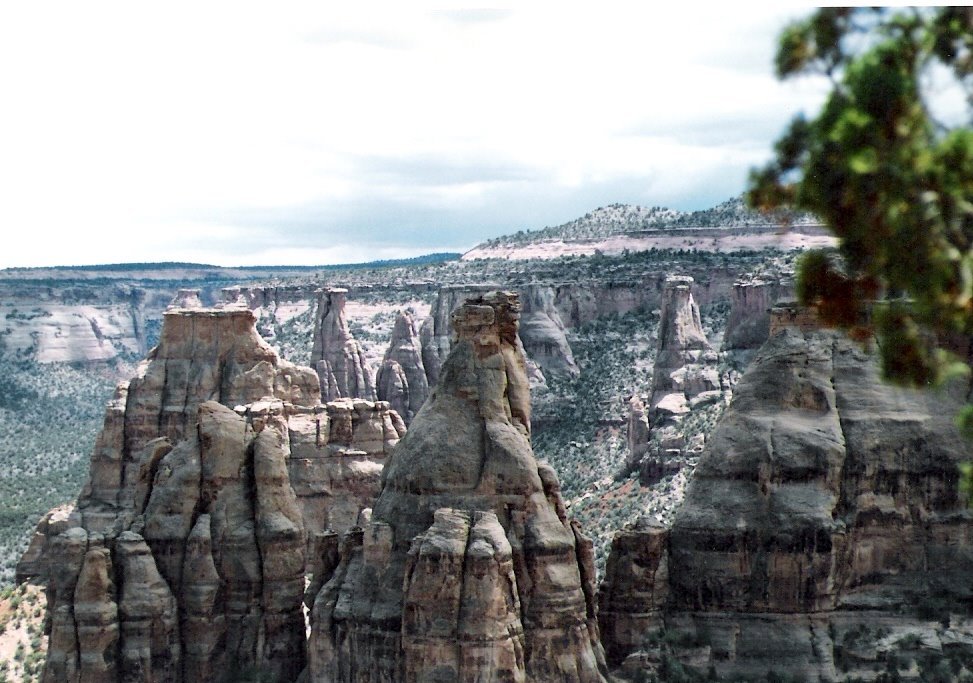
[309, 291, 609, 683]
[78, 306, 320, 533]
[44, 402, 308, 683]
[375, 312, 429, 424]
[722, 278, 794, 350]
[601, 306, 973, 680]
[311, 288, 376, 402]
[519, 283, 579, 378]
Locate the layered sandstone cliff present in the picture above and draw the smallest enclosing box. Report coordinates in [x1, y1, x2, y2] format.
[308, 291, 609, 682]
[0, 285, 146, 363]
[311, 288, 376, 401]
[601, 304, 973, 680]
[519, 283, 579, 378]
[375, 312, 429, 424]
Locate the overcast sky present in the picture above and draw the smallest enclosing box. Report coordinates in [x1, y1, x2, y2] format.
[0, 3, 830, 268]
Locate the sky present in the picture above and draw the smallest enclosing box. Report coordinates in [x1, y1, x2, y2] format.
[0, 3, 832, 268]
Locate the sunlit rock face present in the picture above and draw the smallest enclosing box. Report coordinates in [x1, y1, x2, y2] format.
[375, 312, 429, 424]
[601, 303, 973, 681]
[309, 291, 610, 683]
[311, 287, 376, 402]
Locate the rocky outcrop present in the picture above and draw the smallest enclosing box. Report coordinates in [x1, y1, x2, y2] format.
[419, 283, 499, 385]
[311, 288, 376, 401]
[285, 398, 405, 536]
[519, 283, 579, 378]
[375, 312, 429, 424]
[600, 304, 973, 680]
[650, 276, 720, 415]
[166, 288, 204, 310]
[43, 401, 309, 683]
[722, 277, 793, 350]
[76, 306, 320, 533]
[309, 291, 609, 682]
[16, 504, 75, 584]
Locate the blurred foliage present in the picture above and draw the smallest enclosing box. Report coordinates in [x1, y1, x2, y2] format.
[749, 7, 973, 439]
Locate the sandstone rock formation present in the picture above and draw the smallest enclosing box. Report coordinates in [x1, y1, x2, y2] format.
[519, 283, 579, 378]
[309, 291, 609, 682]
[311, 288, 376, 401]
[375, 312, 429, 424]
[43, 401, 308, 683]
[284, 397, 405, 536]
[722, 277, 793, 350]
[419, 283, 499, 385]
[16, 504, 75, 584]
[76, 306, 320, 533]
[166, 288, 204, 310]
[601, 303, 973, 680]
[650, 276, 720, 416]
[0, 285, 146, 363]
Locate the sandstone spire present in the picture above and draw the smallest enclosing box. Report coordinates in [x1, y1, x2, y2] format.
[309, 291, 609, 682]
[375, 311, 429, 424]
[310, 288, 376, 401]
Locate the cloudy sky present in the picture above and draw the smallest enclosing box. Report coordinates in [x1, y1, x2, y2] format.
[0, 3, 830, 268]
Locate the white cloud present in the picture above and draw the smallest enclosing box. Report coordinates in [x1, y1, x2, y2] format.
[0, 3, 827, 267]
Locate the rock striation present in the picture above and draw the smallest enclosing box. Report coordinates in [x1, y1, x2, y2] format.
[375, 312, 429, 424]
[722, 277, 793, 350]
[519, 283, 580, 378]
[43, 401, 308, 683]
[0, 285, 146, 363]
[601, 303, 973, 680]
[308, 291, 609, 682]
[311, 288, 376, 402]
[77, 306, 320, 533]
[419, 283, 499, 385]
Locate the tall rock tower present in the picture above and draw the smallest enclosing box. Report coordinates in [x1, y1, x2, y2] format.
[311, 288, 376, 401]
[309, 291, 609, 682]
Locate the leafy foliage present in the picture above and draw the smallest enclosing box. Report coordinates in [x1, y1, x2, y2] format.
[749, 7, 973, 433]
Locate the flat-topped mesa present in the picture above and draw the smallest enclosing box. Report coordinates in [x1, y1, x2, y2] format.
[419, 282, 501, 385]
[311, 288, 376, 401]
[375, 312, 429, 425]
[649, 276, 720, 419]
[601, 316, 973, 681]
[309, 290, 609, 683]
[77, 305, 320, 532]
[519, 283, 580, 378]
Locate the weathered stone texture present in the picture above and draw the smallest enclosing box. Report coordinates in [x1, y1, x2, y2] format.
[309, 291, 609, 682]
[601, 306, 973, 680]
[375, 312, 429, 424]
[311, 288, 376, 401]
